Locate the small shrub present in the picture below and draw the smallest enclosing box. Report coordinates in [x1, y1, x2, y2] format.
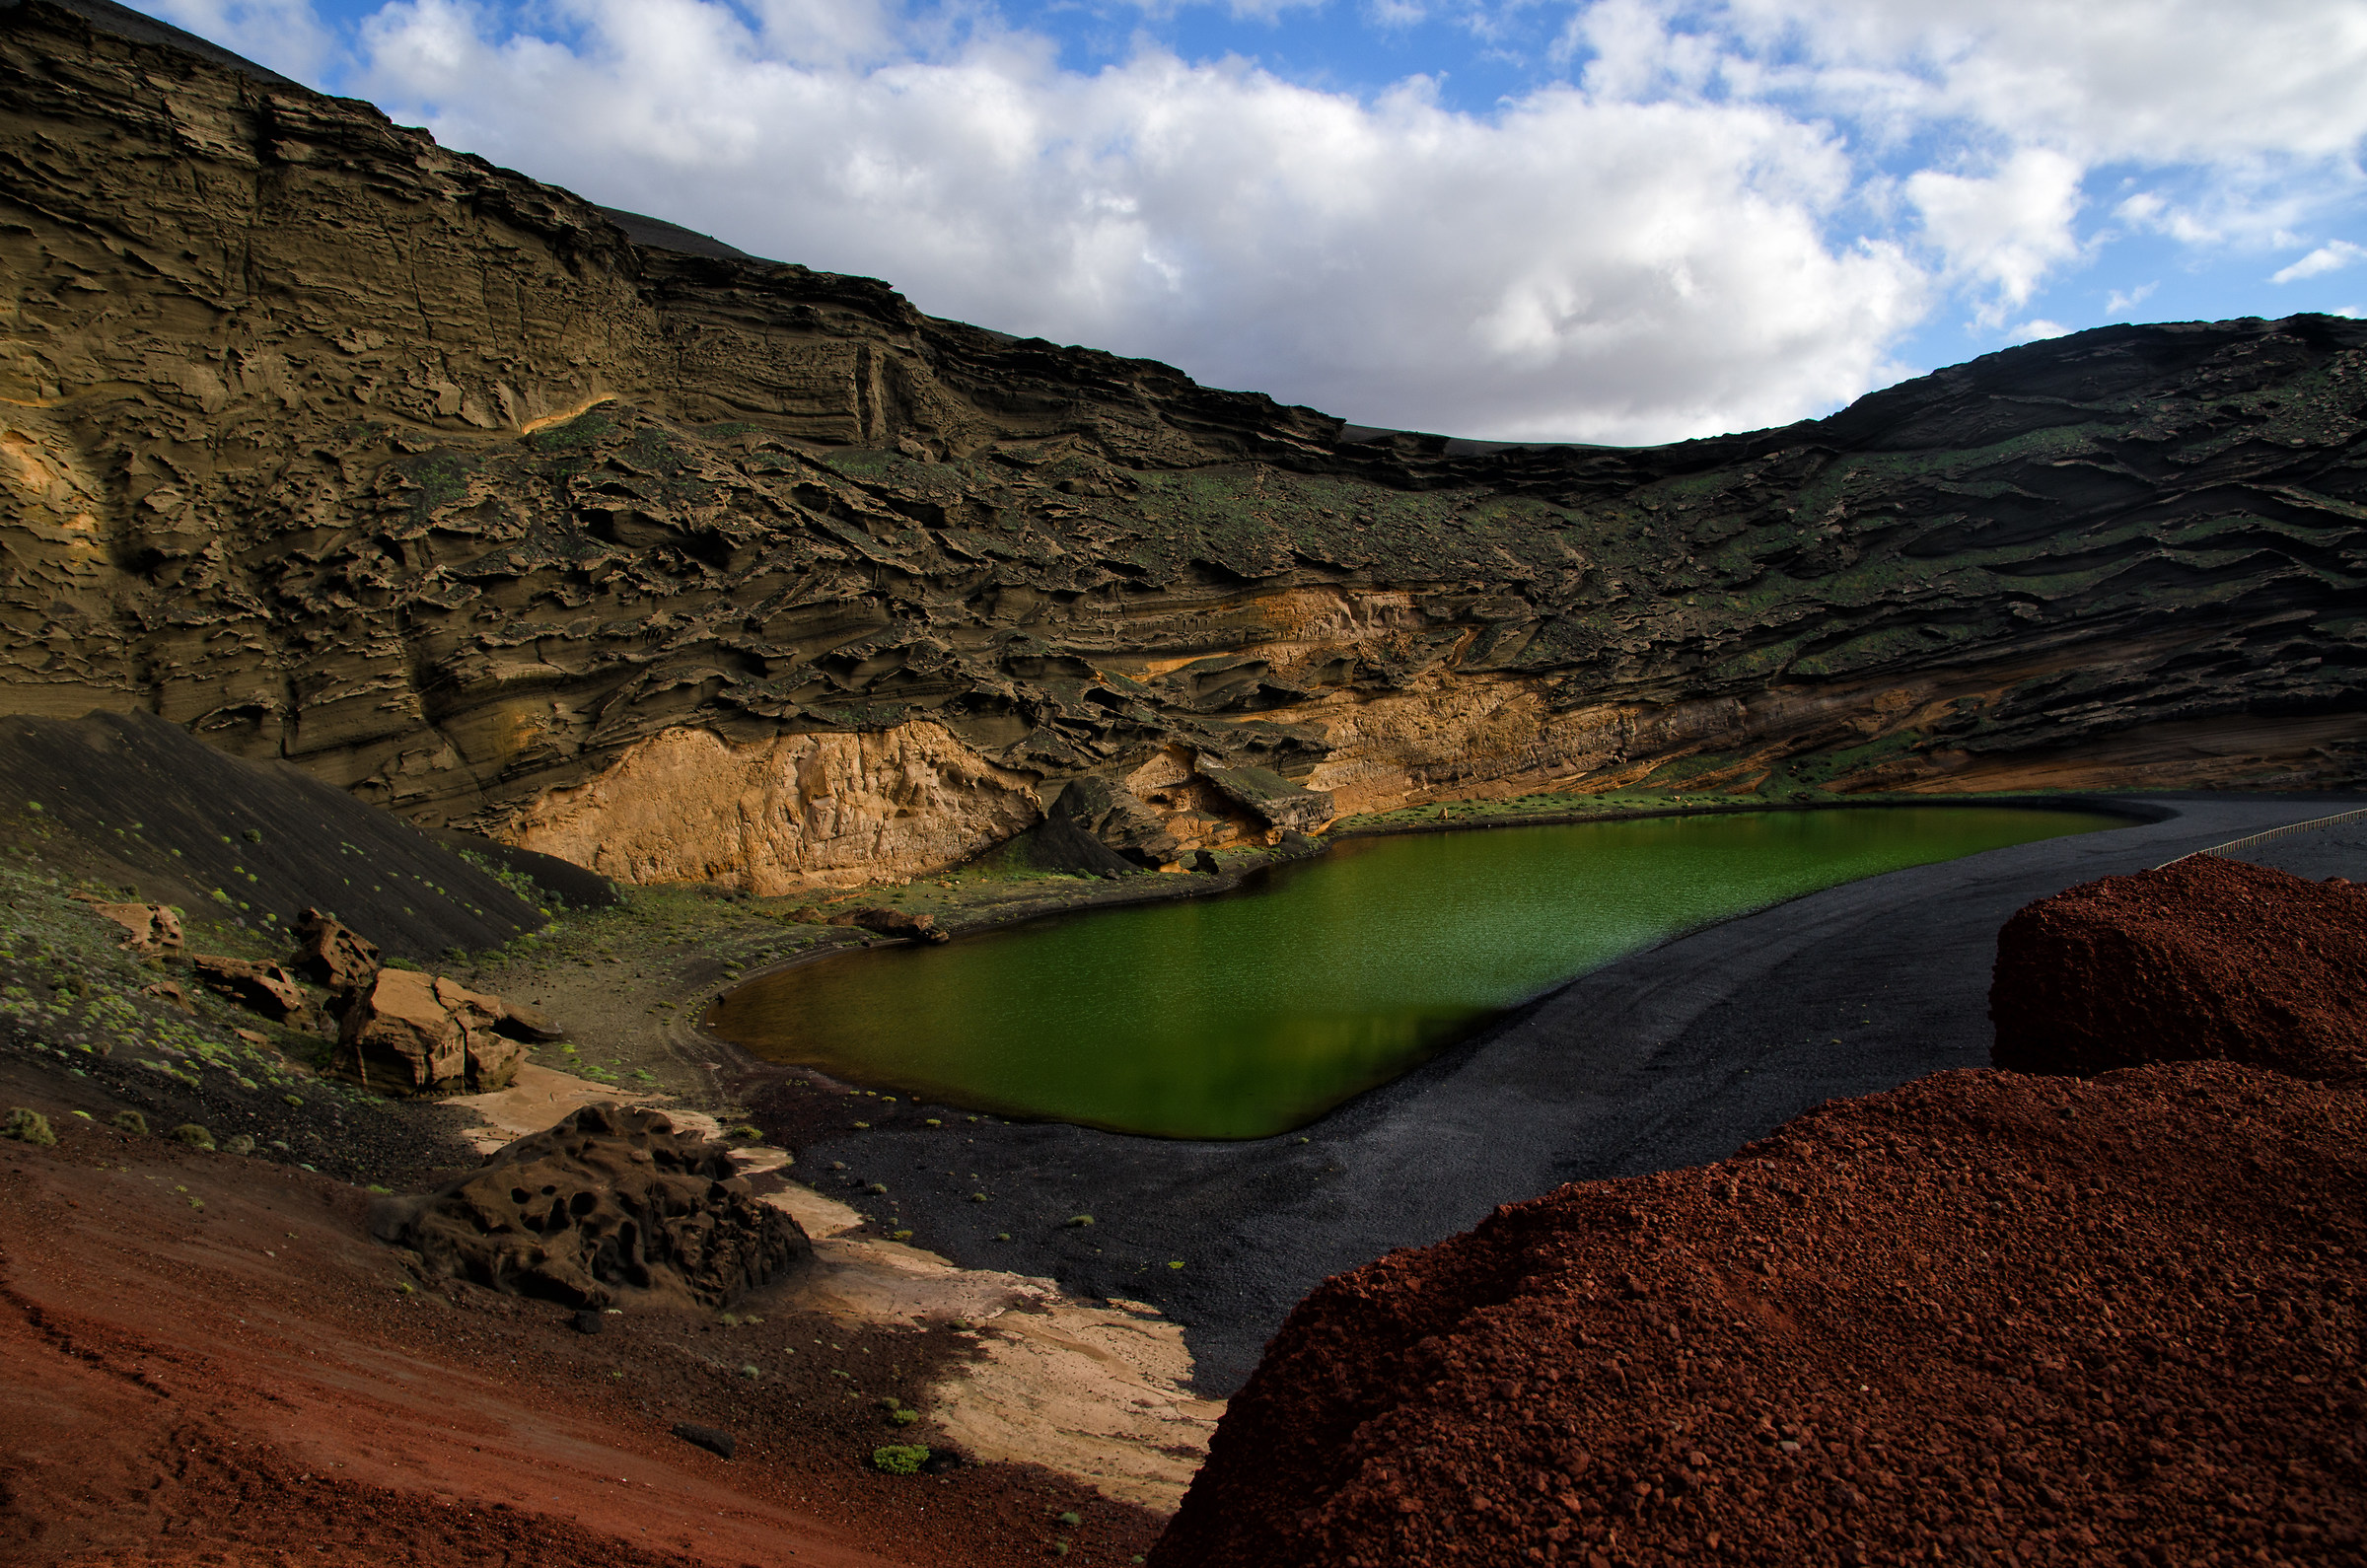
[1064, 1214, 1094, 1228]
[872, 1444, 930, 1475]
[110, 1109, 148, 1135]
[889, 1407, 919, 1427]
[223, 1134, 255, 1156]
[3, 1107, 56, 1147]
[171, 1122, 215, 1151]
[1057, 1511, 1082, 1527]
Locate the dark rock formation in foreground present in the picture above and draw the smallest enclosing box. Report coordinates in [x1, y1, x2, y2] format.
[1152, 1062, 2366, 1566]
[3, 0, 2365, 890]
[377, 1104, 810, 1310]
[1991, 853, 2367, 1082]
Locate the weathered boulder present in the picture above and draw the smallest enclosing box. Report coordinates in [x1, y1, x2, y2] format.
[87, 900, 182, 954]
[829, 906, 950, 944]
[1046, 776, 1179, 869]
[334, 968, 522, 1095]
[373, 1103, 811, 1310]
[189, 955, 311, 1024]
[286, 906, 381, 996]
[495, 999, 566, 1042]
[1990, 854, 2367, 1082]
[1193, 763, 1333, 835]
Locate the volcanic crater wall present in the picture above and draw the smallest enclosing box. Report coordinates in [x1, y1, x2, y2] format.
[4, 0, 2366, 887]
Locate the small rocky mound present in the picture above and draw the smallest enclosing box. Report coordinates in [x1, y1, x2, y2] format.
[1152, 1063, 2366, 1567]
[334, 968, 530, 1095]
[1991, 854, 2367, 1081]
[376, 1104, 810, 1310]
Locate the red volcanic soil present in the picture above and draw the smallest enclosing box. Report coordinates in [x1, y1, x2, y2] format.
[1991, 854, 2367, 1082]
[0, 1105, 1157, 1567]
[1151, 1062, 2367, 1567]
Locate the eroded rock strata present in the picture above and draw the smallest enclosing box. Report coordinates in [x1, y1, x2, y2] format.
[1151, 1062, 2367, 1566]
[5, 0, 2367, 888]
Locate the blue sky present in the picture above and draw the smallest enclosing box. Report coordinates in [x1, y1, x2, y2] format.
[141, 0, 2367, 443]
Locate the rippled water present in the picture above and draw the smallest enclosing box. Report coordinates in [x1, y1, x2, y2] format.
[708, 806, 2120, 1139]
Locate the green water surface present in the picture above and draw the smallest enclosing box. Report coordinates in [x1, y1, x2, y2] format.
[708, 806, 2120, 1139]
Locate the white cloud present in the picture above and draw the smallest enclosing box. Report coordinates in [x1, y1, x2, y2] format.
[1906, 148, 2085, 322]
[2006, 319, 2068, 344]
[2104, 282, 2155, 316]
[2272, 241, 2367, 284]
[144, 0, 337, 82]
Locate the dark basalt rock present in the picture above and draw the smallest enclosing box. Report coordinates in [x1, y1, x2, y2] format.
[374, 1104, 811, 1310]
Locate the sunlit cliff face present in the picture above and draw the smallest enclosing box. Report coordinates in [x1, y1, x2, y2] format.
[3, 10, 2363, 890]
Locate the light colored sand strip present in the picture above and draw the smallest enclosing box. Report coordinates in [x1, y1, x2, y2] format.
[443, 1063, 662, 1155]
[449, 1071, 1220, 1513]
[753, 1183, 1222, 1512]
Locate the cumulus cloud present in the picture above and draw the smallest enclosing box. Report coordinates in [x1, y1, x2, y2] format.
[2272, 241, 2366, 284]
[145, 0, 337, 80]
[1907, 149, 2085, 322]
[179, 0, 2367, 442]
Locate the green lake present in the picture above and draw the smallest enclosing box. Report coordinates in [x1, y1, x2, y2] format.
[707, 806, 2122, 1139]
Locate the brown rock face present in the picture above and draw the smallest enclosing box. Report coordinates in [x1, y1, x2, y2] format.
[376, 1103, 811, 1311]
[1152, 1063, 2367, 1567]
[87, 900, 181, 954]
[188, 954, 310, 1024]
[3, 4, 2364, 889]
[334, 968, 521, 1095]
[1990, 854, 2367, 1082]
[827, 906, 948, 942]
[285, 906, 382, 996]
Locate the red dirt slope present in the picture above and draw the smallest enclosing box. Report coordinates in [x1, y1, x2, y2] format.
[1990, 854, 2367, 1081]
[1151, 1062, 2367, 1567]
[0, 1106, 1156, 1568]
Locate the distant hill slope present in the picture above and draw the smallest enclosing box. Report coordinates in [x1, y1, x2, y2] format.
[2, 0, 2362, 890]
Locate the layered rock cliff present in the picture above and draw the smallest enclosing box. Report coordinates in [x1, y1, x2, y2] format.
[4, 0, 2365, 887]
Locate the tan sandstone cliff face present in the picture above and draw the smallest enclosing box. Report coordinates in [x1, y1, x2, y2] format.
[506, 722, 1041, 893]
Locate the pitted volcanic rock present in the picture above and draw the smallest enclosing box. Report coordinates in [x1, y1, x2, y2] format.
[376, 1103, 810, 1310]
[1989, 853, 2367, 1083]
[1151, 1062, 2367, 1567]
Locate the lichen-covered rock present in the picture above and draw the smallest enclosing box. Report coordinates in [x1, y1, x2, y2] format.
[1990, 854, 2367, 1082]
[375, 1103, 811, 1310]
[334, 968, 521, 1096]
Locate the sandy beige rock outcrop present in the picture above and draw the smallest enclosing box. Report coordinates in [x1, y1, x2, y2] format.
[335, 968, 523, 1096]
[505, 723, 1040, 892]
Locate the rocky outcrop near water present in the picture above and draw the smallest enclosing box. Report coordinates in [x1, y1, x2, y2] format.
[1152, 1062, 2367, 1566]
[4, 0, 2366, 890]
[1991, 853, 2367, 1082]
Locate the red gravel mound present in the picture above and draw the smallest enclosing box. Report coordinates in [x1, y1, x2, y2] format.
[1151, 1063, 2367, 1567]
[1990, 854, 2367, 1081]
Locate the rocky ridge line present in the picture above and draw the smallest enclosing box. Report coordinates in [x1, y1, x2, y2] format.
[2, 0, 2363, 889]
